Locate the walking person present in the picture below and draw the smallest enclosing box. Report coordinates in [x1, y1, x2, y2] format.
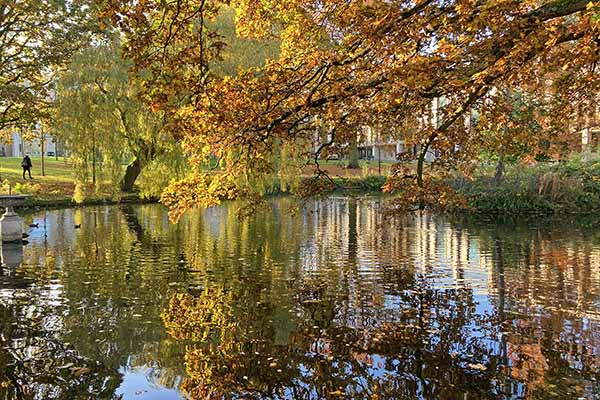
[21, 155, 33, 179]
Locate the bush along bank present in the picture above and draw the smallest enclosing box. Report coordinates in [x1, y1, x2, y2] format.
[314, 160, 600, 216]
[451, 159, 600, 215]
[257, 175, 389, 197]
[9, 159, 600, 215]
[15, 193, 159, 210]
[332, 175, 388, 193]
[291, 160, 600, 216]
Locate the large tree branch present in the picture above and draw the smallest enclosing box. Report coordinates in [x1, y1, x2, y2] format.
[529, 0, 590, 20]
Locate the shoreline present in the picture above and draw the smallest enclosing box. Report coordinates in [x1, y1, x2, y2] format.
[9, 170, 600, 217]
[13, 194, 160, 211]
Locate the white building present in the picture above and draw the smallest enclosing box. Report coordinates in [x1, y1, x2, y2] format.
[358, 97, 448, 163]
[0, 131, 63, 157]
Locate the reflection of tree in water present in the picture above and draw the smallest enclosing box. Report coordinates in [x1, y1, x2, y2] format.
[1, 205, 189, 398]
[4, 200, 600, 398]
[162, 276, 510, 399]
[162, 204, 600, 399]
[453, 215, 600, 399]
[54, 205, 188, 388]
[0, 303, 121, 399]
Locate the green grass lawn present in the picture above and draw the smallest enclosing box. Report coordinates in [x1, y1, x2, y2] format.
[0, 156, 77, 199]
[0, 155, 397, 203]
[0, 156, 74, 182]
[0, 156, 143, 204]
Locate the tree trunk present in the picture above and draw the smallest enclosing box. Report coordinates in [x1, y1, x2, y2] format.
[416, 147, 426, 210]
[493, 151, 505, 185]
[416, 136, 435, 210]
[494, 89, 510, 185]
[120, 158, 142, 192]
[346, 134, 360, 169]
[91, 132, 96, 185]
[40, 127, 45, 176]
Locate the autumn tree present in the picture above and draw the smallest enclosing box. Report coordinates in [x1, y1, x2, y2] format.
[55, 39, 185, 197]
[471, 88, 549, 184]
[0, 0, 99, 134]
[100, 0, 600, 218]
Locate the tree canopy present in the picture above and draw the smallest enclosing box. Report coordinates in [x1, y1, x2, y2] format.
[0, 0, 99, 133]
[99, 0, 600, 218]
[55, 39, 185, 198]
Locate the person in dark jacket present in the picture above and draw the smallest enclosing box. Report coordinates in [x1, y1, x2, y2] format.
[21, 155, 33, 179]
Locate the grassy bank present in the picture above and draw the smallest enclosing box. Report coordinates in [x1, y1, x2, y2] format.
[4, 155, 600, 216]
[452, 158, 600, 215]
[0, 157, 154, 208]
[0, 156, 388, 208]
[17, 193, 159, 209]
[0, 156, 75, 199]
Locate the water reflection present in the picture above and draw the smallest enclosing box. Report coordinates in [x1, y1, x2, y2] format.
[0, 197, 598, 399]
[1, 243, 23, 269]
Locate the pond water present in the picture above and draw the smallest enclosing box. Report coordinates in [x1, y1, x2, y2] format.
[0, 196, 598, 399]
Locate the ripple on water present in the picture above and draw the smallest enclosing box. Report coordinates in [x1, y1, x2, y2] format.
[0, 199, 598, 399]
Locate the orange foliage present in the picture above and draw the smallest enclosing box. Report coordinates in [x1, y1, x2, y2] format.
[99, 0, 600, 217]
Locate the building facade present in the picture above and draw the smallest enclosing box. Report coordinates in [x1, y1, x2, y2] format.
[0, 132, 64, 157]
[357, 97, 447, 163]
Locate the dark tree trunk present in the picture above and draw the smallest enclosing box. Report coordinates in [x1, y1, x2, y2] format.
[120, 158, 142, 192]
[493, 151, 505, 185]
[494, 90, 510, 186]
[91, 132, 96, 185]
[417, 147, 425, 189]
[40, 127, 45, 176]
[346, 134, 360, 169]
[416, 142, 431, 210]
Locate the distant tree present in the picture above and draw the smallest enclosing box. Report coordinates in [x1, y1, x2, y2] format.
[346, 133, 360, 169]
[55, 39, 184, 197]
[0, 0, 99, 133]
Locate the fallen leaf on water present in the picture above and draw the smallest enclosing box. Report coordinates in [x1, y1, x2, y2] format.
[468, 363, 487, 371]
[70, 367, 91, 377]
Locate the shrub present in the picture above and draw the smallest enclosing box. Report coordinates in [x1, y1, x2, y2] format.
[14, 182, 43, 195]
[453, 160, 600, 214]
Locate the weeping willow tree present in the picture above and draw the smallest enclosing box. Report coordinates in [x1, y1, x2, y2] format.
[55, 37, 185, 201]
[57, 8, 284, 205]
[191, 6, 307, 213]
[209, 6, 280, 77]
